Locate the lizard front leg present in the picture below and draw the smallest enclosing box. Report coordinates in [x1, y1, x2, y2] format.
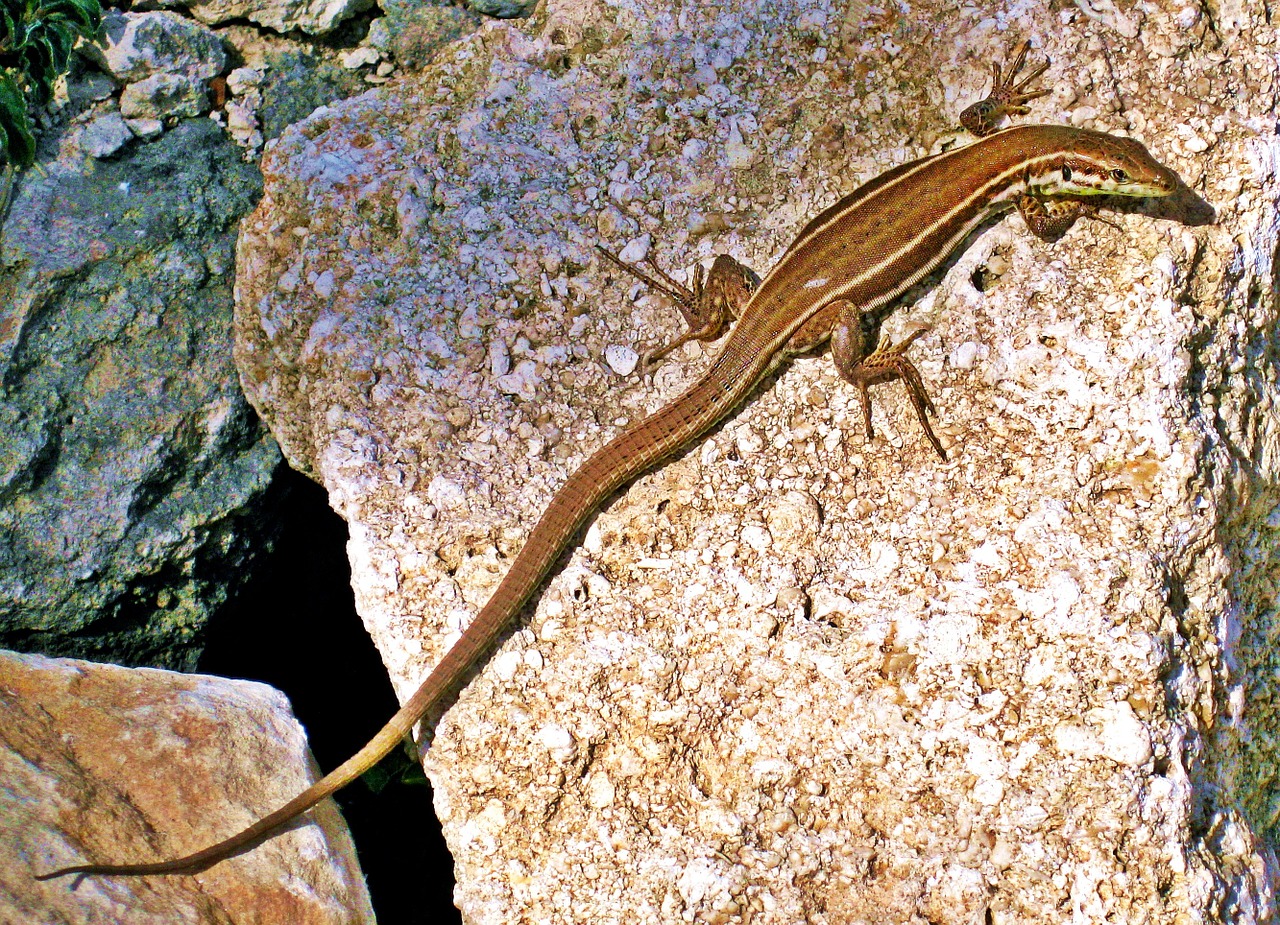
[959, 39, 1051, 137]
[596, 245, 759, 371]
[814, 36, 1047, 459]
[959, 42, 1120, 242]
[1016, 194, 1112, 242]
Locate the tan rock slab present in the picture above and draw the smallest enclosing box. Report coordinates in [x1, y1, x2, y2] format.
[1, 650, 374, 924]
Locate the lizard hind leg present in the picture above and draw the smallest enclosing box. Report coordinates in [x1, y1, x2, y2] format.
[829, 301, 947, 460]
[596, 245, 758, 374]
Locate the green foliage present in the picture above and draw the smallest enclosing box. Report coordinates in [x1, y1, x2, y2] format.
[0, 0, 102, 169]
[361, 743, 429, 795]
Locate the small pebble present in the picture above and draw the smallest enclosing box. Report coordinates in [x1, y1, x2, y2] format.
[605, 345, 639, 376]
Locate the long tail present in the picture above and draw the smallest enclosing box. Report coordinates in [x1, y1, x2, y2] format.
[36, 348, 772, 880]
[34, 675, 445, 878]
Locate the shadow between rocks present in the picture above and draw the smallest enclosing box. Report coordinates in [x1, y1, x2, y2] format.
[200, 465, 460, 925]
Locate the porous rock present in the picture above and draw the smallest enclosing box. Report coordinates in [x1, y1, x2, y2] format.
[79, 111, 134, 158]
[89, 10, 227, 83]
[233, 1, 1275, 922]
[143, 0, 374, 36]
[119, 71, 210, 120]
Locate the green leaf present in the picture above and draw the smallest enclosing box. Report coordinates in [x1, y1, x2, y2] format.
[43, 0, 100, 34]
[359, 744, 429, 794]
[48, 22, 73, 64]
[0, 9, 18, 50]
[24, 38, 52, 104]
[361, 763, 393, 795]
[0, 0, 103, 170]
[0, 73, 34, 168]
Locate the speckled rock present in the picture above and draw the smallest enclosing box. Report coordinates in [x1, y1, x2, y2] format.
[234, 1, 1274, 922]
[2, 649, 373, 923]
[79, 111, 134, 158]
[256, 49, 370, 141]
[141, 0, 373, 35]
[88, 10, 227, 83]
[469, 0, 536, 21]
[366, 0, 481, 70]
[0, 117, 277, 670]
[119, 71, 210, 120]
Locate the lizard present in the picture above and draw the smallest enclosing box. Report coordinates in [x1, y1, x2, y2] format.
[38, 40, 1183, 881]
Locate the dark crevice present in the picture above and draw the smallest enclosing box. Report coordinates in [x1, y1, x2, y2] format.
[200, 466, 459, 924]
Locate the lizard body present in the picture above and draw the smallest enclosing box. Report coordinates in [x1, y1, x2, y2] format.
[39, 42, 1182, 880]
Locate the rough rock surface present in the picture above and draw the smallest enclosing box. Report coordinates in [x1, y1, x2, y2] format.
[80, 11, 224, 126]
[79, 110, 134, 158]
[469, 0, 537, 19]
[0, 649, 373, 924]
[88, 10, 227, 83]
[366, 0, 482, 70]
[119, 71, 211, 120]
[0, 118, 277, 670]
[137, 0, 373, 36]
[235, 1, 1276, 922]
[254, 49, 370, 141]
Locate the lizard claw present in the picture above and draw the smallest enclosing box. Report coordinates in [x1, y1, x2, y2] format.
[959, 39, 1052, 137]
[852, 326, 947, 461]
[597, 245, 756, 375]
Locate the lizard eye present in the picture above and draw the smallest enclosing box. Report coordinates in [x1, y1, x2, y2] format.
[1061, 164, 1072, 182]
[1110, 168, 1130, 183]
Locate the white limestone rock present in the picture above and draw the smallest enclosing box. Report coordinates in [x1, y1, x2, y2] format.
[230, 2, 1274, 922]
[88, 10, 226, 83]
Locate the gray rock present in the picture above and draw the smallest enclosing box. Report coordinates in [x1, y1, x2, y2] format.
[470, 0, 538, 18]
[257, 49, 367, 141]
[0, 118, 276, 670]
[79, 111, 133, 158]
[65, 71, 118, 105]
[365, 16, 392, 54]
[88, 10, 226, 83]
[120, 72, 209, 120]
[371, 0, 481, 69]
[152, 0, 373, 35]
[124, 116, 165, 140]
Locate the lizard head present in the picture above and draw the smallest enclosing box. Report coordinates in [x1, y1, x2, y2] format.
[1036, 131, 1180, 199]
